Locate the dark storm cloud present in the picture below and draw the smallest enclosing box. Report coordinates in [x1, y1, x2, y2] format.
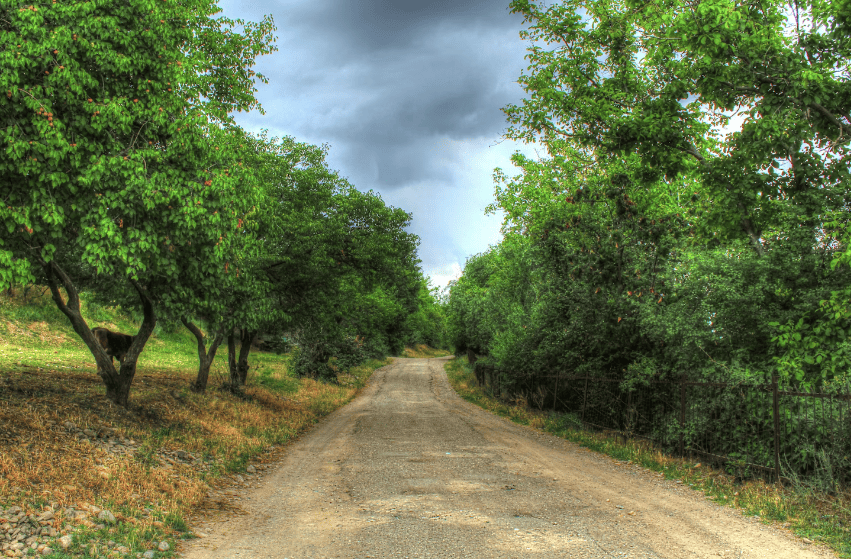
[297, 0, 519, 52]
[327, 45, 516, 142]
[222, 0, 534, 282]
[226, 0, 529, 188]
[232, 0, 520, 53]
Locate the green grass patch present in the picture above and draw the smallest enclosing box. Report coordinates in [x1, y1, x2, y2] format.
[253, 362, 300, 394]
[444, 357, 851, 558]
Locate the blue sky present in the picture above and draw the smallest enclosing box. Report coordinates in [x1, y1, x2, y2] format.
[218, 0, 536, 288]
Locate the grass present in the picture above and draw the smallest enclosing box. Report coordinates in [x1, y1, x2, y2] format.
[398, 344, 451, 358]
[444, 357, 851, 558]
[0, 286, 390, 558]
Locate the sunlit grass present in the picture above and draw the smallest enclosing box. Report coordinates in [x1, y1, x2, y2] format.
[444, 357, 851, 558]
[399, 344, 451, 358]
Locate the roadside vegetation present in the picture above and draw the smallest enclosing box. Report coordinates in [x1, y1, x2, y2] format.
[445, 357, 851, 557]
[0, 289, 393, 558]
[446, 0, 851, 514]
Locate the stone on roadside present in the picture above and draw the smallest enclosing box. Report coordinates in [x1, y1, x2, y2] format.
[142, 551, 156, 559]
[246, 465, 256, 474]
[39, 547, 52, 556]
[97, 510, 117, 525]
[58, 535, 72, 549]
[157, 541, 169, 551]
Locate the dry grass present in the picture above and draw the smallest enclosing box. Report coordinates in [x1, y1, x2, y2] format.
[0, 287, 390, 556]
[0, 360, 376, 520]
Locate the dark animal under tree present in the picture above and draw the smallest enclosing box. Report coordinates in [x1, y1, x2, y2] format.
[91, 327, 135, 365]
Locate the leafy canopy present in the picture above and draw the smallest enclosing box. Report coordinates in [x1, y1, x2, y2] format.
[0, 0, 276, 290]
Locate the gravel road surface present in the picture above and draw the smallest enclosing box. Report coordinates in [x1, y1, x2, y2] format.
[180, 357, 833, 559]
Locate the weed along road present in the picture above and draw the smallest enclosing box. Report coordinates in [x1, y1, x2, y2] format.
[180, 357, 830, 559]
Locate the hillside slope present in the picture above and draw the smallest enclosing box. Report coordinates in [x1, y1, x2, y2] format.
[0, 288, 389, 558]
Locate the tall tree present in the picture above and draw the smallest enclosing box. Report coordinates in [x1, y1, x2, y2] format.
[505, 0, 851, 256]
[495, 0, 851, 386]
[238, 133, 422, 378]
[0, 0, 276, 404]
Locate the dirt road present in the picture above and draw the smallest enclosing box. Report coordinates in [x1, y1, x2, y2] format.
[180, 357, 832, 558]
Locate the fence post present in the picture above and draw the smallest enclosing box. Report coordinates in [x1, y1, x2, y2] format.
[581, 377, 588, 424]
[679, 373, 686, 456]
[553, 370, 560, 410]
[625, 389, 633, 443]
[772, 373, 782, 485]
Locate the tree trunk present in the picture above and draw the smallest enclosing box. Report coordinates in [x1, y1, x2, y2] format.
[104, 363, 137, 406]
[737, 202, 765, 257]
[226, 328, 257, 388]
[237, 329, 256, 385]
[466, 348, 477, 367]
[106, 279, 156, 406]
[41, 260, 155, 406]
[228, 329, 238, 386]
[183, 319, 225, 393]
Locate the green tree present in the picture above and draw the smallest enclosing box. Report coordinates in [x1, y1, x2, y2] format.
[497, 0, 851, 386]
[246, 134, 355, 380]
[446, 248, 505, 362]
[0, 0, 276, 405]
[403, 279, 448, 349]
[213, 132, 422, 380]
[506, 0, 851, 255]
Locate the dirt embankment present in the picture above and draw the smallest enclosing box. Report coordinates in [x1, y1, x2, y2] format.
[181, 357, 834, 558]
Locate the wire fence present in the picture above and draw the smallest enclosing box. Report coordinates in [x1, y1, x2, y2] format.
[473, 363, 851, 489]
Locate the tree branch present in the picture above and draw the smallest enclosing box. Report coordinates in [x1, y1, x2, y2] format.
[810, 101, 851, 138]
[678, 143, 765, 256]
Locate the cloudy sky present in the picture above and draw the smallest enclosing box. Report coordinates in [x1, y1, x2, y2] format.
[218, 0, 536, 289]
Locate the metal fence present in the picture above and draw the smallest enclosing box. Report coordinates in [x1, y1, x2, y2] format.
[473, 363, 851, 488]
